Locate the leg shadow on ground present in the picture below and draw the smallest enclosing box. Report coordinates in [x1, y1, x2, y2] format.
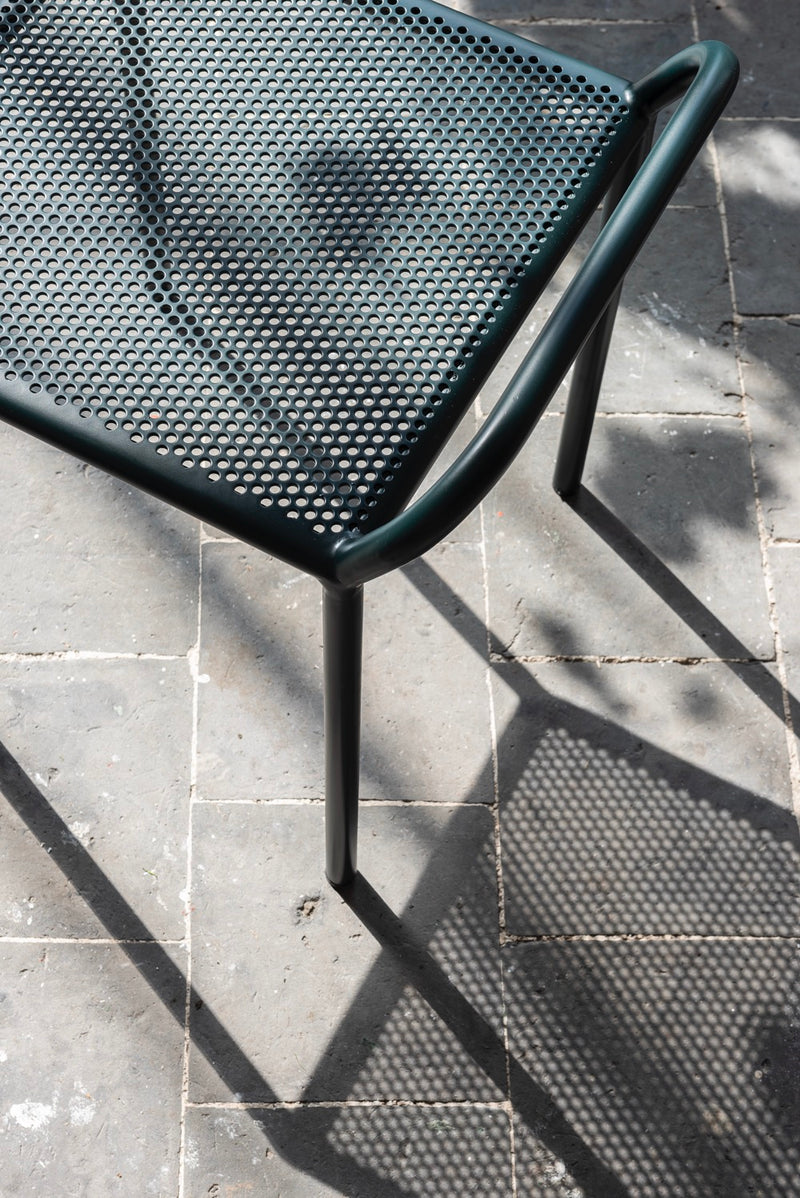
[2, 490, 799, 1194]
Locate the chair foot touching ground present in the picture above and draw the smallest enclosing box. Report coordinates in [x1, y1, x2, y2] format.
[0, 0, 738, 887]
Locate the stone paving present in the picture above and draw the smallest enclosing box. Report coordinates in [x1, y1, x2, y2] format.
[1, 1, 798, 1195]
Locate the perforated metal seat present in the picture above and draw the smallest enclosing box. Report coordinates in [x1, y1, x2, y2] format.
[0, 0, 738, 884]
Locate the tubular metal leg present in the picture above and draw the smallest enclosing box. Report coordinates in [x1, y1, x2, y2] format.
[323, 583, 364, 887]
[553, 123, 655, 498]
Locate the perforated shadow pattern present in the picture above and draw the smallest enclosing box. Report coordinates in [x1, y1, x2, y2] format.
[0, 0, 634, 541]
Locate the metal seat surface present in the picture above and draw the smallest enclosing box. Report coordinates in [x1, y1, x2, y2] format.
[0, 0, 644, 574]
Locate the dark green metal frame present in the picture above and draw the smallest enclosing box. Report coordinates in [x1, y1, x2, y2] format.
[0, 17, 738, 887]
[324, 40, 738, 885]
[330, 42, 737, 590]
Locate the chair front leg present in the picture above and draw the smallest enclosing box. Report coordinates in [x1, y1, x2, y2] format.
[323, 582, 364, 887]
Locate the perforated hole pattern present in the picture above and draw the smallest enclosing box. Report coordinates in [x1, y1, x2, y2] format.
[0, 0, 629, 539]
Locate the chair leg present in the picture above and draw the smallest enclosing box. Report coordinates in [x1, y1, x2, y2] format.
[553, 124, 655, 498]
[323, 583, 364, 887]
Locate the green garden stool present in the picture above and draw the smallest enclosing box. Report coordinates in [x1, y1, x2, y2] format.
[0, 1, 737, 885]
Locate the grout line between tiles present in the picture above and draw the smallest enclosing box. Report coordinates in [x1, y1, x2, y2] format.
[177, 531, 203, 1198]
[490, 16, 678, 27]
[0, 936, 186, 946]
[536, 409, 744, 421]
[590, 410, 742, 420]
[186, 1099, 510, 1111]
[200, 529, 238, 544]
[503, 932, 798, 944]
[490, 653, 775, 665]
[0, 650, 186, 663]
[706, 112, 800, 826]
[738, 312, 800, 321]
[720, 116, 800, 123]
[193, 797, 493, 807]
[478, 496, 518, 1198]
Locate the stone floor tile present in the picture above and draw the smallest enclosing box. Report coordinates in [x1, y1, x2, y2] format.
[716, 121, 800, 316]
[770, 546, 800, 767]
[485, 414, 771, 659]
[506, 939, 800, 1197]
[772, 547, 800, 662]
[695, 0, 799, 118]
[0, 660, 192, 940]
[406, 401, 484, 543]
[492, 661, 798, 937]
[479, 202, 737, 417]
[516, 18, 694, 85]
[197, 541, 492, 803]
[511, 21, 717, 209]
[587, 206, 736, 412]
[461, 0, 690, 22]
[0, 425, 199, 654]
[184, 1105, 511, 1197]
[0, 941, 185, 1198]
[741, 318, 800, 541]
[188, 803, 503, 1102]
[196, 544, 323, 802]
[0, 5, 794, 1195]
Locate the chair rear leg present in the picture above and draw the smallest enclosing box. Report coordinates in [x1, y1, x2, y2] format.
[323, 583, 364, 887]
[553, 123, 655, 498]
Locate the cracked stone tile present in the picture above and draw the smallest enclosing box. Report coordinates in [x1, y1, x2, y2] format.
[485, 414, 771, 659]
[479, 205, 737, 416]
[583, 206, 737, 412]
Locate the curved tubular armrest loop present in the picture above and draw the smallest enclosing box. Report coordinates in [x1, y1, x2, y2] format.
[331, 40, 738, 589]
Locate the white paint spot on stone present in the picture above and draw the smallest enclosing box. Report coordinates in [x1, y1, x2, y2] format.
[68, 821, 92, 847]
[0, 1049, 8, 1063]
[215, 1114, 243, 1141]
[9, 1100, 56, 1130]
[68, 1093, 96, 1127]
[197, 673, 211, 684]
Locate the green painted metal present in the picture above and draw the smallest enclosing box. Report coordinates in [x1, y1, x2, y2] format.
[552, 122, 656, 499]
[324, 585, 364, 886]
[0, 2, 738, 882]
[0, 0, 659, 585]
[332, 40, 739, 586]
